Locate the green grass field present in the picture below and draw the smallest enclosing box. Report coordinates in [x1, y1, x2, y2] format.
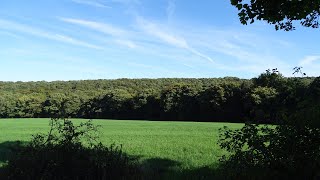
[0, 119, 242, 178]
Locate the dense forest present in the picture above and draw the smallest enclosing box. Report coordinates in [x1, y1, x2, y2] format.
[0, 71, 319, 124]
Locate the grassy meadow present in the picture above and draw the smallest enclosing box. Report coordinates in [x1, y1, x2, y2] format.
[0, 119, 243, 178]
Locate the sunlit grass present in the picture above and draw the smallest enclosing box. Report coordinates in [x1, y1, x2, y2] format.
[0, 118, 243, 177]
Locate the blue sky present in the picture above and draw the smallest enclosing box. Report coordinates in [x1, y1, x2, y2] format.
[0, 0, 319, 81]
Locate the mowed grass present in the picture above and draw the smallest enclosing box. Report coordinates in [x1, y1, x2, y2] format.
[0, 118, 242, 177]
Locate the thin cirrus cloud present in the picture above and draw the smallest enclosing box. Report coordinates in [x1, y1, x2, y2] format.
[297, 56, 320, 76]
[184, 28, 292, 67]
[70, 0, 111, 8]
[110, 0, 141, 5]
[0, 30, 23, 39]
[135, 16, 214, 63]
[299, 56, 320, 66]
[60, 17, 198, 62]
[60, 17, 128, 37]
[150, 27, 293, 76]
[0, 19, 103, 50]
[59, 17, 138, 48]
[58, 15, 290, 75]
[114, 39, 137, 49]
[54, 34, 103, 50]
[166, 0, 176, 22]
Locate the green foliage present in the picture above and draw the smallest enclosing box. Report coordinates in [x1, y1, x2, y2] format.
[250, 87, 278, 105]
[219, 124, 320, 179]
[249, 86, 279, 122]
[231, 0, 320, 31]
[200, 85, 226, 110]
[0, 76, 317, 123]
[160, 84, 199, 120]
[1, 118, 139, 180]
[218, 75, 320, 179]
[0, 119, 243, 179]
[252, 70, 285, 88]
[290, 77, 320, 127]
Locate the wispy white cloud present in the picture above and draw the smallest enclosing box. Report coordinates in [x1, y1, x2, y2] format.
[0, 30, 23, 39]
[56, 6, 299, 77]
[178, 28, 294, 75]
[136, 17, 187, 48]
[71, 0, 111, 8]
[182, 63, 194, 69]
[114, 39, 137, 48]
[187, 48, 214, 63]
[297, 56, 320, 76]
[61, 13, 289, 76]
[140, 24, 188, 48]
[135, 17, 214, 63]
[0, 19, 103, 50]
[60, 17, 139, 49]
[127, 62, 155, 69]
[166, 0, 176, 22]
[110, 0, 140, 5]
[299, 56, 320, 66]
[60, 18, 127, 37]
[54, 34, 103, 49]
[20, 58, 114, 81]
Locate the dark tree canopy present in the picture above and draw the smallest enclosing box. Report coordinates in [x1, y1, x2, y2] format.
[231, 0, 320, 31]
[0, 76, 317, 124]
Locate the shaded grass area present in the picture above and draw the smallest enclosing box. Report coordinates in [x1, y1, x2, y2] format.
[0, 119, 242, 179]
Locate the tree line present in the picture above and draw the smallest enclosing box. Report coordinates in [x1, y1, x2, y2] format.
[0, 72, 318, 124]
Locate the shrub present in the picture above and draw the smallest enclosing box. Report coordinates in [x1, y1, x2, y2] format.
[1, 118, 140, 180]
[219, 123, 320, 179]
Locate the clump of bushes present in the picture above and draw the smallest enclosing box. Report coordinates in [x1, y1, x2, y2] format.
[219, 123, 320, 179]
[1, 118, 140, 180]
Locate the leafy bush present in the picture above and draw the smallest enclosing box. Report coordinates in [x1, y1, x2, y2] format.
[1, 118, 140, 180]
[219, 123, 320, 179]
